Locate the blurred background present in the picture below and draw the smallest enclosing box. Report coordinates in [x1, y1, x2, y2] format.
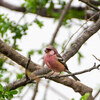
[0, 0, 100, 100]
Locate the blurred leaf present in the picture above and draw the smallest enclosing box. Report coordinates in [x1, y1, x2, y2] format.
[80, 93, 90, 100]
[77, 52, 84, 64]
[28, 50, 35, 56]
[0, 74, 3, 78]
[13, 44, 22, 51]
[10, 90, 18, 95]
[37, 49, 42, 55]
[17, 86, 24, 94]
[53, 42, 58, 48]
[5, 86, 10, 91]
[47, 0, 54, 14]
[4, 77, 9, 84]
[0, 84, 4, 92]
[0, 58, 5, 68]
[17, 73, 24, 79]
[34, 19, 43, 28]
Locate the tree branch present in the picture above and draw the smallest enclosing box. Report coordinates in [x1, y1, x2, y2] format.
[4, 67, 93, 100]
[79, 0, 100, 11]
[63, 12, 100, 62]
[94, 89, 100, 99]
[90, 0, 100, 6]
[0, 0, 99, 21]
[0, 39, 41, 72]
[50, 0, 73, 45]
[50, 63, 100, 78]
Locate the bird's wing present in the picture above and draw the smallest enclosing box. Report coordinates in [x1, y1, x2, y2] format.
[56, 53, 69, 70]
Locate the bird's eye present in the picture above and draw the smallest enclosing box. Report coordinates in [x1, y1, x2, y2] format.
[45, 48, 51, 53]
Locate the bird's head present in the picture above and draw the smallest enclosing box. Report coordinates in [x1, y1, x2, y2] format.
[45, 45, 58, 56]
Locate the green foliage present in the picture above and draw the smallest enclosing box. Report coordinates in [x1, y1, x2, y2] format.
[4, 77, 10, 84]
[0, 58, 7, 73]
[17, 86, 24, 94]
[65, 9, 85, 20]
[72, 93, 90, 100]
[80, 93, 90, 100]
[17, 73, 25, 79]
[0, 84, 18, 100]
[28, 50, 35, 56]
[0, 58, 5, 68]
[0, 14, 28, 50]
[0, 74, 3, 78]
[53, 42, 58, 48]
[37, 49, 42, 55]
[77, 52, 84, 64]
[23, 0, 49, 12]
[34, 19, 43, 28]
[47, 0, 54, 14]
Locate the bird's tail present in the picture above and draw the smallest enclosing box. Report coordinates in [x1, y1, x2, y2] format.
[65, 70, 80, 81]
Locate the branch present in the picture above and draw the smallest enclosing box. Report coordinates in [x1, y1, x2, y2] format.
[79, 0, 100, 11]
[50, 63, 100, 78]
[0, 39, 41, 72]
[0, 0, 99, 21]
[50, 0, 73, 45]
[90, 0, 100, 6]
[94, 89, 100, 99]
[32, 81, 40, 100]
[63, 12, 100, 62]
[4, 67, 93, 100]
[93, 55, 100, 62]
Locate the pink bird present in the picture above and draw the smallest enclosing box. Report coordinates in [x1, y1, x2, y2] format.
[44, 45, 80, 81]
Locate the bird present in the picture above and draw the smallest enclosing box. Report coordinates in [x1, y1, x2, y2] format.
[44, 45, 80, 81]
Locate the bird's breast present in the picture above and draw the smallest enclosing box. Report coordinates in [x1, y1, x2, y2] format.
[44, 55, 65, 72]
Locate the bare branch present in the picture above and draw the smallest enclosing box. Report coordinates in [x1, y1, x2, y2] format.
[79, 0, 100, 11]
[94, 89, 100, 99]
[49, 63, 100, 78]
[93, 55, 100, 62]
[50, 0, 73, 45]
[32, 81, 40, 100]
[90, 0, 100, 6]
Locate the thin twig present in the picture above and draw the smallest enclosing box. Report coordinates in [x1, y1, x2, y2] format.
[50, 0, 73, 45]
[79, 0, 100, 11]
[94, 89, 100, 99]
[20, 85, 32, 100]
[17, 13, 26, 24]
[26, 55, 31, 69]
[41, 81, 70, 100]
[43, 80, 50, 100]
[32, 81, 40, 100]
[50, 63, 100, 78]
[27, 63, 100, 81]
[93, 54, 100, 62]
